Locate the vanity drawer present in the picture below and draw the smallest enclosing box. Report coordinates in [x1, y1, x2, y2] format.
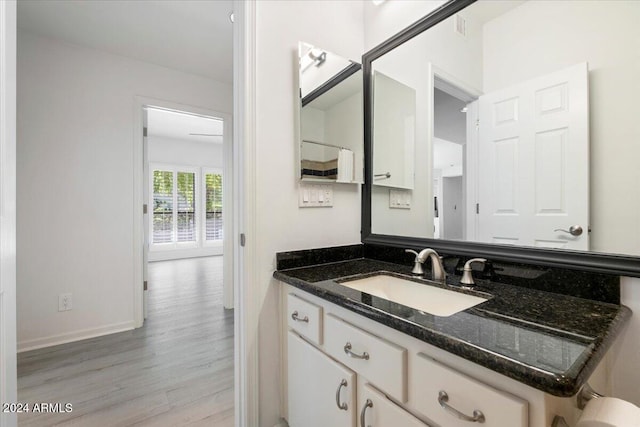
[325, 314, 407, 402]
[287, 293, 323, 345]
[411, 353, 528, 427]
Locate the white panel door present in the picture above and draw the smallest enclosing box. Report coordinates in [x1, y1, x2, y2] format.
[478, 63, 589, 250]
[287, 331, 356, 427]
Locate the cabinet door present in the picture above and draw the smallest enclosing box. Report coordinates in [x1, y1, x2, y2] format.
[359, 383, 430, 427]
[288, 331, 356, 427]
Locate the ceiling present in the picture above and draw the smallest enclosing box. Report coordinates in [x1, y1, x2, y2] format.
[434, 88, 467, 145]
[464, 0, 526, 25]
[17, 0, 233, 84]
[307, 71, 362, 111]
[147, 108, 223, 144]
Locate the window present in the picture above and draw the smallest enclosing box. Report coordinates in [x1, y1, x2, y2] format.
[177, 171, 196, 242]
[150, 165, 222, 251]
[152, 170, 174, 244]
[205, 172, 223, 241]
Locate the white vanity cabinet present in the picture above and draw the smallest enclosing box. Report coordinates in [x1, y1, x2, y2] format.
[286, 293, 429, 427]
[282, 286, 583, 427]
[288, 330, 427, 427]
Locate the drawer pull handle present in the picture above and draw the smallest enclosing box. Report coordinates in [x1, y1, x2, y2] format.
[344, 342, 370, 360]
[438, 391, 485, 423]
[335, 379, 348, 411]
[360, 398, 373, 427]
[291, 311, 309, 323]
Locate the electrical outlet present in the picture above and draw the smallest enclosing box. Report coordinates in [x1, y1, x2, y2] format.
[58, 293, 73, 312]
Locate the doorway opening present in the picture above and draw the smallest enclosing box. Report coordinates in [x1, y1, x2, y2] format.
[431, 69, 480, 242]
[142, 106, 233, 319]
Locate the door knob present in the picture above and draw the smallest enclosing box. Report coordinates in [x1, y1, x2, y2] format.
[554, 225, 583, 236]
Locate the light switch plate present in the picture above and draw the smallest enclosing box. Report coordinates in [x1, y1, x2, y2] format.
[299, 183, 333, 208]
[390, 189, 411, 209]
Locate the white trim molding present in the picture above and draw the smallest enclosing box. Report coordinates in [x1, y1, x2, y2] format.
[233, 0, 259, 425]
[0, 2, 18, 426]
[17, 321, 136, 353]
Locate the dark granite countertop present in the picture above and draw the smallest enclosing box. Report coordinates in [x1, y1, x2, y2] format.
[274, 258, 631, 397]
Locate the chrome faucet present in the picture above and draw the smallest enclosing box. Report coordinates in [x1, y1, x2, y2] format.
[405, 248, 446, 282]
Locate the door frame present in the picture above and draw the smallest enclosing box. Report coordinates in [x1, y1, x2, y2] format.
[233, 0, 259, 425]
[428, 63, 482, 242]
[133, 97, 234, 326]
[0, 1, 17, 426]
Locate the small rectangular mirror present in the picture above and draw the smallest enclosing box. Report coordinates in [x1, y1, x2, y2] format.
[298, 42, 363, 184]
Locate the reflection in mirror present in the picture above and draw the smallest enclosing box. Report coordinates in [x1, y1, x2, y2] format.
[372, 71, 415, 189]
[298, 42, 363, 183]
[369, 0, 640, 256]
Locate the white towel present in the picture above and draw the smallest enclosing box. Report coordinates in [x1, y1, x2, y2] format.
[336, 149, 354, 183]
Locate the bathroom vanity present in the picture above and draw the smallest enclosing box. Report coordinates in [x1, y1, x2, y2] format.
[275, 247, 630, 427]
[282, 0, 640, 425]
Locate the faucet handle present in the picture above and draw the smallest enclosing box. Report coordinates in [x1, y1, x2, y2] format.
[460, 258, 487, 286]
[405, 249, 424, 275]
[405, 249, 419, 259]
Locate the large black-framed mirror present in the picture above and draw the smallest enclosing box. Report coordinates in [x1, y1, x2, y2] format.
[362, 0, 640, 277]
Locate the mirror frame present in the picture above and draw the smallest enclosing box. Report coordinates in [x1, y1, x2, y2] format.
[361, 0, 640, 277]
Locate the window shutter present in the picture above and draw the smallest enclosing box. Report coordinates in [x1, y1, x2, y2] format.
[152, 170, 173, 243]
[176, 171, 196, 242]
[205, 173, 223, 240]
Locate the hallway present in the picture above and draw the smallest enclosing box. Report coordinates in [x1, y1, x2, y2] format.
[17, 257, 233, 426]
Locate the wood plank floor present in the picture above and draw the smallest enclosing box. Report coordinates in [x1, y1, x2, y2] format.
[17, 256, 234, 427]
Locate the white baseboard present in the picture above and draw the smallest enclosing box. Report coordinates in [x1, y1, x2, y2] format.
[17, 320, 136, 353]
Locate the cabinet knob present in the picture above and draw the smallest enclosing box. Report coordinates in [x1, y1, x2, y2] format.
[438, 390, 485, 423]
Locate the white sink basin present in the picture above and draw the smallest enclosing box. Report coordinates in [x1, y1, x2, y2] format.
[340, 274, 487, 317]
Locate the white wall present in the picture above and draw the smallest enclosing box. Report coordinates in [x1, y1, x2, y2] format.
[324, 92, 364, 183]
[300, 107, 333, 162]
[254, 1, 364, 425]
[367, 2, 482, 239]
[482, 1, 640, 405]
[16, 31, 232, 351]
[147, 136, 224, 261]
[148, 136, 223, 168]
[363, 1, 445, 51]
